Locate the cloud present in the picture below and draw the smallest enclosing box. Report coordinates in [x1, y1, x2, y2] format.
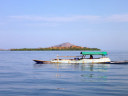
[9, 15, 101, 22]
[106, 14, 128, 22]
[25, 22, 59, 27]
[9, 14, 128, 25]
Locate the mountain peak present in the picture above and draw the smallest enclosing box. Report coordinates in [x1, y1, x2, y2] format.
[52, 42, 75, 47]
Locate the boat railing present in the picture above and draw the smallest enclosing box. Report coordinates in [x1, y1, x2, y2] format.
[55, 55, 108, 60]
[57, 56, 82, 58]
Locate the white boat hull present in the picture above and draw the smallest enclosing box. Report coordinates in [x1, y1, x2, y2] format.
[51, 57, 111, 64]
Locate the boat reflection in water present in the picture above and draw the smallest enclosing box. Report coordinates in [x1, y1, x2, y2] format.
[34, 63, 110, 82]
[54, 63, 110, 82]
[53, 63, 110, 72]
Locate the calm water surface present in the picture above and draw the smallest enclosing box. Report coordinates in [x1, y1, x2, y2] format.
[0, 51, 128, 96]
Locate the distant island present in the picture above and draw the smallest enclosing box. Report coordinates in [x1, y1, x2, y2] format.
[10, 42, 100, 51]
[0, 49, 8, 51]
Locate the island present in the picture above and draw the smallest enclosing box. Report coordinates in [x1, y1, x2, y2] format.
[10, 42, 100, 51]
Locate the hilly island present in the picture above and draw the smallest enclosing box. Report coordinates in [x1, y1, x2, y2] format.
[10, 42, 100, 51]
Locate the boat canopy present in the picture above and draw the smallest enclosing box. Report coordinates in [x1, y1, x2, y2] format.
[80, 52, 107, 56]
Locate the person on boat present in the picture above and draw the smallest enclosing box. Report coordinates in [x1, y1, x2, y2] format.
[90, 55, 93, 59]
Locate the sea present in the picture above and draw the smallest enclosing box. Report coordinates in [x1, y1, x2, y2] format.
[0, 51, 128, 96]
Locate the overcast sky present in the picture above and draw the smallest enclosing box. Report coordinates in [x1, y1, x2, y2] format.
[0, 0, 128, 51]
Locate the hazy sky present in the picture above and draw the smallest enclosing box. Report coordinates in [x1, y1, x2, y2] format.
[0, 0, 128, 50]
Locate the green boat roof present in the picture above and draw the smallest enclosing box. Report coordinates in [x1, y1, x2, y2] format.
[80, 51, 107, 56]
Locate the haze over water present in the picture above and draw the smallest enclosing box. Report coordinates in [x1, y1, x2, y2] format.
[0, 51, 128, 96]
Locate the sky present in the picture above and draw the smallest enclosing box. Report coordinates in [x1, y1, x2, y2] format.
[0, 0, 128, 51]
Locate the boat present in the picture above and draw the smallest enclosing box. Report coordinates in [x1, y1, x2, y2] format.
[33, 51, 113, 64]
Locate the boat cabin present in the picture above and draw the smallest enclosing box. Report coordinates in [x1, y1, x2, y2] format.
[80, 51, 107, 59]
[56, 51, 108, 60]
